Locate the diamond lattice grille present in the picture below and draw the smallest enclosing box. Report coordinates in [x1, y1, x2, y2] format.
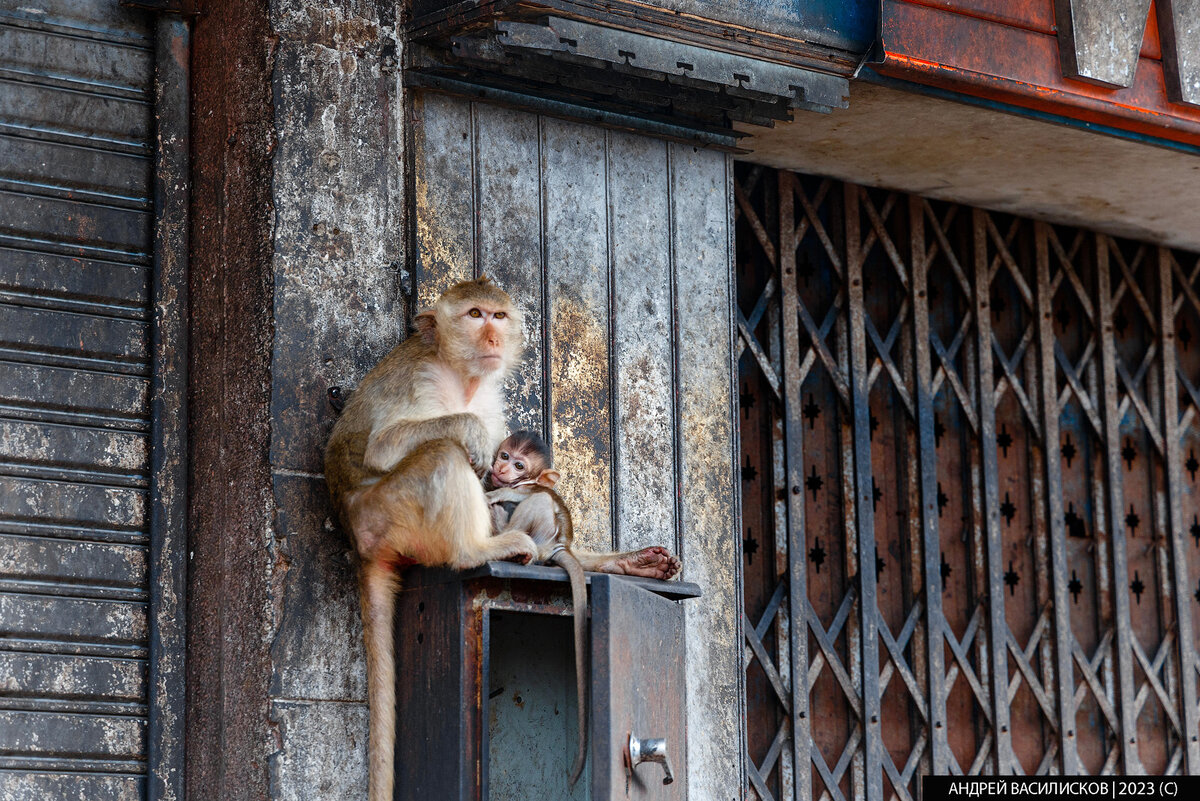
[737, 168, 1200, 799]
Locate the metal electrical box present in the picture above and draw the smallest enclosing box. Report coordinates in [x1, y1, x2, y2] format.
[393, 563, 700, 800]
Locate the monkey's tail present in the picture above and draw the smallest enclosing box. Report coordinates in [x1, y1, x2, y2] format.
[551, 548, 588, 788]
[360, 561, 400, 801]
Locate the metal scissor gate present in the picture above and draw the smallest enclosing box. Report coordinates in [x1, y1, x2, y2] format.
[736, 166, 1200, 800]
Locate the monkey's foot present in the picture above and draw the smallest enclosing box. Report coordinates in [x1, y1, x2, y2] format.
[501, 550, 533, 565]
[607, 546, 681, 581]
[492, 530, 538, 566]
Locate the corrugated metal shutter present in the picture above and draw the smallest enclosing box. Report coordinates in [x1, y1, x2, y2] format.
[0, 1, 155, 798]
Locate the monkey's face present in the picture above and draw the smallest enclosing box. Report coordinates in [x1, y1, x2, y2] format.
[465, 304, 513, 369]
[435, 290, 524, 377]
[488, 444, 535, 488]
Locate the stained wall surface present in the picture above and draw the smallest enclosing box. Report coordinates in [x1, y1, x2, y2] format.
[412, 91, 744, 798]
[265, 1, 405, 799]
[187, 0, 403, 798]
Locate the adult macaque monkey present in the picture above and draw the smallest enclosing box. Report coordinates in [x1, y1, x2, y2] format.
[325, 277, 537, 801]
[484, 431, 682, 786]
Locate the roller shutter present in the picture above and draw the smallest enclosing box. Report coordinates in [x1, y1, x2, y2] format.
[0, 1, 159, 798]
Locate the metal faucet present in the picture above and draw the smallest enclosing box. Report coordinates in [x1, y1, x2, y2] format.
[627, 733, 674, 785]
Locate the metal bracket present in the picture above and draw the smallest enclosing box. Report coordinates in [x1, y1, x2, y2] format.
[489, 17, 847, 114]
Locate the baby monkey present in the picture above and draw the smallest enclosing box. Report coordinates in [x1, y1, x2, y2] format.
[486, 432, 681, 580]
[485, 430, 588, 786]
[484, 431, 681, 786]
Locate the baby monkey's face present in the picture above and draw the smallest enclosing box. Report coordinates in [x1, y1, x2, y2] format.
[488, 442, 537, 488]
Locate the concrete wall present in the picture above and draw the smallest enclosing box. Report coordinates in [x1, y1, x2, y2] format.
[265, 2, 403, 795]
[189, 0, 401, 797]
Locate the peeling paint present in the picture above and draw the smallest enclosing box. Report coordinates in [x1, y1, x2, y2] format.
[0, 535, 146, 585]
[548, 294, 613, 550]
[268, 0, 404, 474]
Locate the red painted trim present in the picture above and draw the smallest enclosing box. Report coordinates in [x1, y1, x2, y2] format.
[1144, 1, 1163, 62]
[879, 0, 1200, 145]
[897, 0, 1055, 37]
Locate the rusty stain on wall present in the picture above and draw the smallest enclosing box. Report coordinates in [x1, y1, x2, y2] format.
[550, 293, 613, 551]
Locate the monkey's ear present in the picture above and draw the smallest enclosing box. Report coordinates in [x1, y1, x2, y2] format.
[534, 469, 560, 489]
[413, 309, 437, 344]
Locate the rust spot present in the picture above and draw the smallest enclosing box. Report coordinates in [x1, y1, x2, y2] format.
[310, 221, 353, 261]
[550, 296, 611, 550]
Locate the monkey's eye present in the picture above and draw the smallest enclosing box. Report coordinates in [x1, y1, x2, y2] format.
[494, 311, 506, 319]
[468, 308, 482, 318]
[514, 461, 524, 471]
[499, 451, 509, 461]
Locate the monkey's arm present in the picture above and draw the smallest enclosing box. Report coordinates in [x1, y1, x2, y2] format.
[484, 487, 532, 504]
[364, 413, 491, 473]
[485, 488, 529, 535]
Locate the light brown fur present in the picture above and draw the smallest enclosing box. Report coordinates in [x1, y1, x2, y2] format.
[325, 278, 536, 801]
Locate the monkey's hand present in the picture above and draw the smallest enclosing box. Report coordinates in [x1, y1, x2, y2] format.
[456, 414, 496, 477]
[491, 529, 538, 566]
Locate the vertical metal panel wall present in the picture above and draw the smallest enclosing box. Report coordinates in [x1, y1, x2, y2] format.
[0, 1, 155, 798]
[737, 165, 1200, 800]
[411, 91, 743, 797]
